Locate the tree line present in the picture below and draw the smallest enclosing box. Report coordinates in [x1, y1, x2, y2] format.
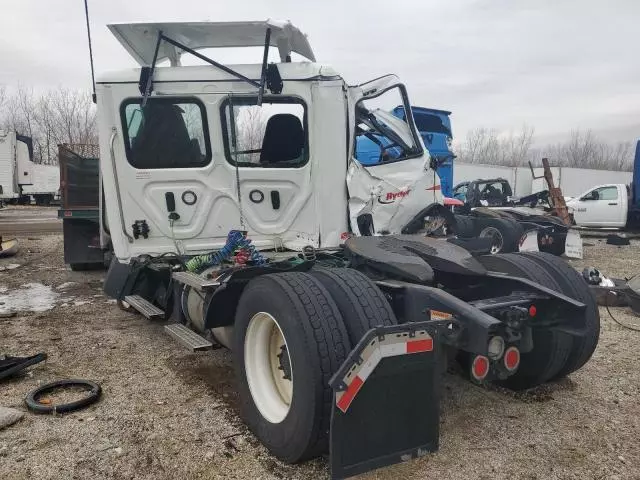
[0, 86, 97, 165]
[1, 84, 635, 171]
[455, 125, 636, 171]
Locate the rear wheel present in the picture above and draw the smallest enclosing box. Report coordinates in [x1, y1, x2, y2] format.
[518, 252, 600, 377]
[473, 218, 523, 253]
[478, 253, 573, 390]
[233, 272, 350, 463]
[311, 268, 397, 344]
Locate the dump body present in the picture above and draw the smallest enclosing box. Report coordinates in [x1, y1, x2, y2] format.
[57, 144, 108, 268]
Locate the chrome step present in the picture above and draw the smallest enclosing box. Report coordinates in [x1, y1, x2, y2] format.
[123, 295, 164, 319]
[164, 324, 213, 352]
[172, 271, 220, 290]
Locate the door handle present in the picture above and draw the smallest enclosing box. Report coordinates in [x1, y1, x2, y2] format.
[270, 191, 281, 210]
[608, 202, 618, 205]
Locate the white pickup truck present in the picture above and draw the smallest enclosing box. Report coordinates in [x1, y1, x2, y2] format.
[566, 184, 633, 228]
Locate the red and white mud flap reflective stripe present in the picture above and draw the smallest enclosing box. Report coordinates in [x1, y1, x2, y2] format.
[335, 329, 434, 413]
[328, 322, 440, 479]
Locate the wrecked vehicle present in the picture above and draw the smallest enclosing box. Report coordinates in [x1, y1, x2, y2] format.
[451, 178, 582, 257]
[95, 20, 600, 478]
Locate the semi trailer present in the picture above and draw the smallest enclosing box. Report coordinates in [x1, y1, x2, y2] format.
[0, 130, 60, 205]
[95, 20, 599, 478]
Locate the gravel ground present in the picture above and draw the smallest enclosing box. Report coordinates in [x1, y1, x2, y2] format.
[1, 230, 639, 480]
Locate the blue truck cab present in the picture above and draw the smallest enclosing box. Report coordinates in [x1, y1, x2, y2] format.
[355, 106, 454, 197]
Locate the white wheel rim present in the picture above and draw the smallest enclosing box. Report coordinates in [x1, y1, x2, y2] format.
[480, 227, 504, 254]
[244, 312, 293, 424]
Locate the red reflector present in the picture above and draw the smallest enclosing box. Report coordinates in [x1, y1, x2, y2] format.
[336, 375, 364, 413]
[471, 355, 489, 380]
[504, 347, 520, 371]
[529, 305, 537, 317]
[406, 338, 433, 354]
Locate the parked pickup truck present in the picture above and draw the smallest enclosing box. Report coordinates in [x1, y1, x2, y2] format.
[566, 140, 640, 229]
[566, 183, 639, 228]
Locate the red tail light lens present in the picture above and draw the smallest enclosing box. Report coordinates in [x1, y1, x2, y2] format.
[471, 355, 490, 381]
[504, 347, 520, 372]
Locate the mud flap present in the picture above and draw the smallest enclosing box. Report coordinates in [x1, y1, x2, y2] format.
[564, 229, 583, 259]
[328, 322, 440, 479]
[518, 229, 540, 253]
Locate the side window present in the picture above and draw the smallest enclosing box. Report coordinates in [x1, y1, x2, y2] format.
[596, 186, 618, 201]
[453, 184, 467, 200]
[121, 98, 211, 169]
[354, 85, 421, 166]
[221, 98, 307, 167]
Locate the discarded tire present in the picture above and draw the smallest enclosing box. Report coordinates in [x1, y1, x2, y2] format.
[233, 272, 350, 463]
[478, 253, 573, 390]
[518, 252, 600, 378]
[25, 379, 102, 414]
[311, 268, 397, 344]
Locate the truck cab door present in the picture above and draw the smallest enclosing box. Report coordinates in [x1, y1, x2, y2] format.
[347, 77, 442, 235]
[571, 185, 623, 227]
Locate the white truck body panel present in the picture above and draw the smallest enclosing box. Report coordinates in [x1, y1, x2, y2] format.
[566, 183, 628, 228]
[0, 130, 17, 199]
[98, 23, 434, 262]
[108, 20, 315, 66]
[0, 130, 36, 200]
[97, 64, 349, 262]
[22, 164, 60, 195]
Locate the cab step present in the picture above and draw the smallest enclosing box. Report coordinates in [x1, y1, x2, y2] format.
[123, 295, 164, 319]
[172, 271, 220, 290]
[164, 323, 213, 352]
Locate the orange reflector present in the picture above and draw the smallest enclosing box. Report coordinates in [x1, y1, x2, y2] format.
[528, 305, 537, 317]
[471, 355, 490, 381]
[504, 347, 520, 372]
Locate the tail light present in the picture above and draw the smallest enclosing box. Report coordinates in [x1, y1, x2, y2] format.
[471, 355, 490, 381]
[504, 347, 520, 372]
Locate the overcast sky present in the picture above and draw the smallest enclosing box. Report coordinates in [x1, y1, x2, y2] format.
[1, 0, 639, 145]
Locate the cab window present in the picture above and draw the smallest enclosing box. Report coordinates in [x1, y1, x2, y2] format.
[221, 97, 307, 167]
[120, 98, 211, 169]
[583, 186, 618, 201]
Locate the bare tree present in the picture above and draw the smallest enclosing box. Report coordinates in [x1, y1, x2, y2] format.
[0, 86, 97, 164]
[236, 106, 267, 163]
[459, 126, 634, 171]
[455, 125, 534, 167]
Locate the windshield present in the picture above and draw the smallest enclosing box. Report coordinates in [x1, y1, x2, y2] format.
[354, 85, 422, 166]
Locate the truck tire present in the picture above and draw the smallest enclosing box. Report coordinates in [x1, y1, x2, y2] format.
[311, 268, 397, 344]
[233, 272, 350, 463]
[453, 215, 475, 237]
[473, 218, 523, 254]
[518, 252, 600, 378]
[478, 253, 573, 390]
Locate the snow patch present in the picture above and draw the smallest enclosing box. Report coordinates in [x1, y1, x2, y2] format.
[0, 283, 60, 314]
[56, 282, 77, 290]
[0, 264, 20, 272]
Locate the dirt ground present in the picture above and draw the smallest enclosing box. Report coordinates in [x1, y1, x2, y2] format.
[1, 223, 639, 480]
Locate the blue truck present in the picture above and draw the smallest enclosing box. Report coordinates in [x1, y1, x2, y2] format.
[355, 106, 454, 197]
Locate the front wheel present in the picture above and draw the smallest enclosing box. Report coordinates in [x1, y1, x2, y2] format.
[233, 272, 350, 463]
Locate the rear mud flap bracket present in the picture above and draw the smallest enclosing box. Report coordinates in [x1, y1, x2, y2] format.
[329, 322, 440, 479]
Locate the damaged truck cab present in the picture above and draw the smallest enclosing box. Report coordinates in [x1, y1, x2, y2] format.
[97, 20, 599, 479]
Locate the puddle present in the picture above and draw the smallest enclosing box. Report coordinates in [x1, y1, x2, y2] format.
[0, 283, 60, 314]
